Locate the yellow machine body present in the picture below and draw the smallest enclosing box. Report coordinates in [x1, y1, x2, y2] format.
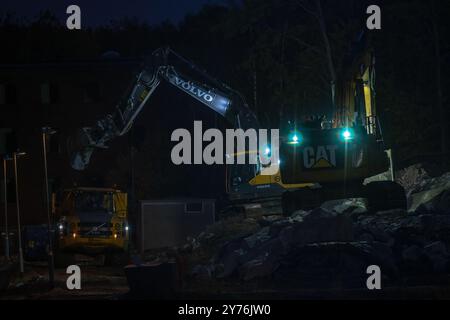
[54, 187, 129, 253]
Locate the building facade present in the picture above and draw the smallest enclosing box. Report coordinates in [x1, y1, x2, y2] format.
[0, 58, 141, 226]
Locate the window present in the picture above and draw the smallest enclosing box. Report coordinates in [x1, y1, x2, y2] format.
[0, 129, 17, 155]
[185, 202, 203, 214]
[0, 84, 4, 104]
[83, 83, 101, 103]
[0, 179, 4, 204]
[0, 84, 17, 104]
[47, 133, 61, 153]
[74, 191, 113, 213]
[0, 179, 16, 203]
[41, 83, 60, 104]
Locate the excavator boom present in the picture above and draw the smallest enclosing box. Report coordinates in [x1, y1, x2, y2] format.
[68, 47, 258, 171]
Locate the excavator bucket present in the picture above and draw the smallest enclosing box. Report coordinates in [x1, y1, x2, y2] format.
[67, 128, 95, 171]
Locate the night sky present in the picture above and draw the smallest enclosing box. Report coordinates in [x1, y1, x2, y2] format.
[0, 0, 229, 25]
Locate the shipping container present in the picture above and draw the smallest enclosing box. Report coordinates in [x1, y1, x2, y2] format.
[138, 198, 215, 252]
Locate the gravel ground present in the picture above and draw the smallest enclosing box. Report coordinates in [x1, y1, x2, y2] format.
[1, 264, 128, 300]
[2, 262, 450, 300]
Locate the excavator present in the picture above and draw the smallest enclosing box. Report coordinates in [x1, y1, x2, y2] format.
[67, 47, 308, 206]
[279, 32, 407, 215]
[67, 38, 406, 219]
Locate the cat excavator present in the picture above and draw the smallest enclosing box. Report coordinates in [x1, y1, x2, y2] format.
[279, 33, 407, 215]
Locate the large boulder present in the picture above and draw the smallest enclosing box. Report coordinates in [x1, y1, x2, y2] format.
[409, 172, 450, 213]
[398, 241, 450, 275]
[213, 207, 354, 280]
[353, 209, 450, 247]
[320, 198, 368, 218]
[402, 245, 424, 263]
[215, 236, 250, 278]
[414, 189, 450, 215]
[243, 227, 271, 249]
[424, 215, 450, 243]
[273, 241, 397, 289]
[190, 264, 215, 280]
[423, 241, 450, 273]
[397, 164, 431, 195]
[239, 256, 281, 281]
[399, 244, 431, 274]
[274, 208, 355, 252]
[354, 209, 408, 245]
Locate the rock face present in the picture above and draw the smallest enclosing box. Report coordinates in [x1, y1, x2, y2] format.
[188, 168, 450, 289]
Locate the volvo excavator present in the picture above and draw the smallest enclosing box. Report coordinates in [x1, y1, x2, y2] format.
[67, 47, 308, 206]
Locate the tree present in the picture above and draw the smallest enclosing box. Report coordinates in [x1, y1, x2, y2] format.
[430, 0, 448, 160]
[297, 0, 337, 108]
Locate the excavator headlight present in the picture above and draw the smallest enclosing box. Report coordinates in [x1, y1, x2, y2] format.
[288, 132, 302, 145]
[259, 145, 272, 167]
[341, 128, 354, 141]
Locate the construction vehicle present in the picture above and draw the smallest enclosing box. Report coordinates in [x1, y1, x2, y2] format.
[66, 40, 405, 217]
[67, 47, 308, 204]
[279, 33, 407, 215]
[53, 187, 129, 264]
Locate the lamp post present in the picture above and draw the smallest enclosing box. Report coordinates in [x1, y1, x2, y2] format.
[13, 151, 26, 275]
[2, 155, 11, 260]
[42, 127, 56, 288]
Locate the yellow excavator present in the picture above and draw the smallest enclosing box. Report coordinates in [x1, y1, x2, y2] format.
[279, 33, 406, 215]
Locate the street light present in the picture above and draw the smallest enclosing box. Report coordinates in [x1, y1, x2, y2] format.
[42, 127, 56, 288]
[2, 154, 12, 260]
[13, 151, 26, 275]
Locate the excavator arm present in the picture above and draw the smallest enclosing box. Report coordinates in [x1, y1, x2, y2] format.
[68, 47, 258, 171]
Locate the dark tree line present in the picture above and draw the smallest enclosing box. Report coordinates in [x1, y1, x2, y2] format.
[1, 0, 449, 163]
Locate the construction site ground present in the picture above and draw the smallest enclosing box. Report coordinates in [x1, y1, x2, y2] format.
[2, 263, 450, 300]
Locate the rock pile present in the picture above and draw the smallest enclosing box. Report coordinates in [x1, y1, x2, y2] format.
[189, 168, 450, 289]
